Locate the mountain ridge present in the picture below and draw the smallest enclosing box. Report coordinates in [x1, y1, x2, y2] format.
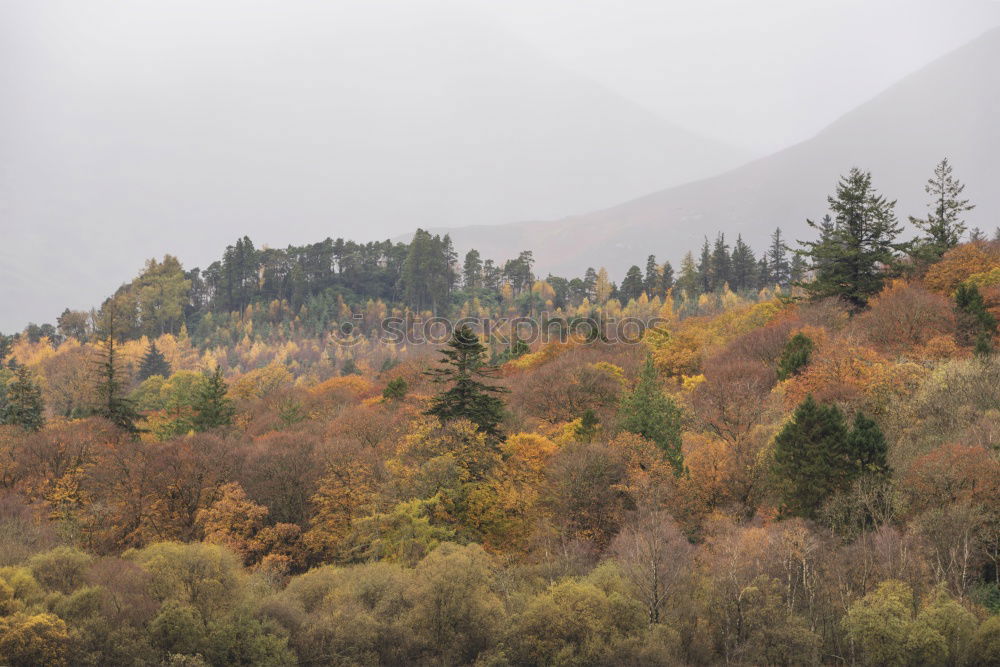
[430, 26, 1000, 277]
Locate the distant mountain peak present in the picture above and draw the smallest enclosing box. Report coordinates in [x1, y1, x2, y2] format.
[437, 28, 1000, 279]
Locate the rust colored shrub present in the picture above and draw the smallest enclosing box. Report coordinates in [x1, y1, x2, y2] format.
[852, 281, 955, 353]
[924, 241, 1000, 294]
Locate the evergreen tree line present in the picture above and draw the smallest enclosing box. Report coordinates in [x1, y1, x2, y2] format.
[8, 157, 988, 350]
[615, 227, 806, 304]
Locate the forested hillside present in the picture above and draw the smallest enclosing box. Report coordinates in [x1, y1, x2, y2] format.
[0, 163, 999, 665]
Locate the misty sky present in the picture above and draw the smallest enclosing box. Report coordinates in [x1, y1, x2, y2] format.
[2, 0, 1000, 330]
[473, 0, 1000, 151]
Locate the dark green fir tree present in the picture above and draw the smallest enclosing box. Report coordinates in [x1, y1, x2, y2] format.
[771, 395, 888, 518]
[425, 325, 508, 438]
[771, 395, 851, 519]
[846, 412, 890, 477]
[799, 169, 905, 311]
[137, 341, 171, 381]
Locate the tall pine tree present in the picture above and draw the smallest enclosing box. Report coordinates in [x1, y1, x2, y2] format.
[910, 157, 974, 260]
[92, 306, 140, 435]
[730, 235, 757, 292]
[799, 169, 905, 311]
[425, 325, 508, 438]
[768, 228, 791, 287]
[644, 255, 660, 298]
[711, 233, 731, 290]
[660, 261, 675, 295]
[462, 249, 483, 290]
[697, 238, 713, 294]
[756, 257, 772, 290]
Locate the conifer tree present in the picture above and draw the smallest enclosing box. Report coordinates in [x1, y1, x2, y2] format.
[402, 229, 455, 313]
[776, 332, 814, 380]
[659, 261, 675, 295]
[583, 267, 598, 300]
[676, 252, 700, 298]
[643, 255, 660, 298]
[799, 215, 834, 284]
[768, 228, 791, 287]
[799, 169, 905, 311]
[789, 252, 806, 285]
[955, 283, 997, 352]
[756, 257, 772, 290]
[618, 356, 683, 473]
[771, 396, 888, 518]
[92, 307, 140, 435]
[846, 412, 889, 477]
[426, 325, 508, 438]
[910, 158, 974, 260]
[382, 378, 408, 401]
[192, 366, 235, 431]
[771, 395, 851, 518]
[697, 238, 713, 293]
[462, 250, 483, 290]
[621, 265, 645, 302]
[730, 235, 757, 292]
[482, 259, 501, 293]
[2, 365, 45, 432]
[711, 233, 731, 289]
[137, 341, 171, 381]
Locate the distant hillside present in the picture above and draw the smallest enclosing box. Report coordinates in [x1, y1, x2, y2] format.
[438, 27, 1000, 277]
[0, 0, 745, 331]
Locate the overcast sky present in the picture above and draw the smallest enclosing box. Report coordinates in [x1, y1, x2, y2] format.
[470, 0, 1000, 151]
[2, 0, 1000, 330]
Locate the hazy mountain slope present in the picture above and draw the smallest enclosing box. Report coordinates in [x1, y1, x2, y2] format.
[0, 0, 746, 330]
[439, 27, 1000, 278]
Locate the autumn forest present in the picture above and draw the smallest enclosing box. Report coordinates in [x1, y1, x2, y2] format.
[1, 160, 1000, 666]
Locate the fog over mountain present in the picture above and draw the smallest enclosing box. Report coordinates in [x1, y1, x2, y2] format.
[473, 0, 1000, 153]
[2, 0, 1000, 330]
[439, 27, 1000, 279]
